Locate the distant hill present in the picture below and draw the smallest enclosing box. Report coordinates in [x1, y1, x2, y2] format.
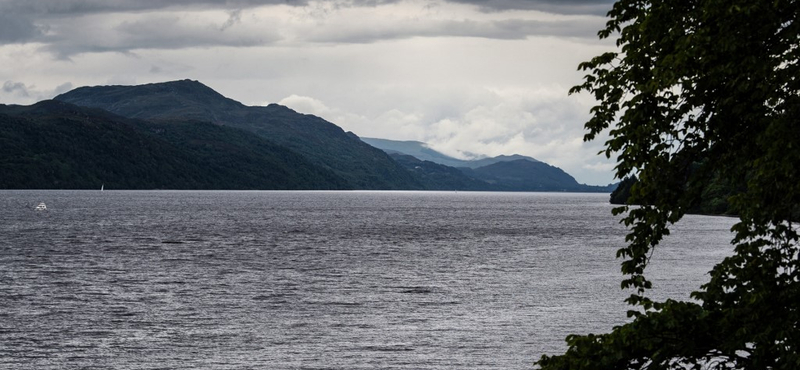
[389, 154, 498, 191]
[363, 137, 615, 192]
[360, 137, 476, 168]
[463, 159, 612, 192]
[0, 100, 349, 190]
[361, 137, 539, 168]
[55, 80, 421, 190]
[465, 154, 540, 169]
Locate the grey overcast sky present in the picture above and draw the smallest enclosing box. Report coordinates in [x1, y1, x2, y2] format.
[0, 0, 619, 185]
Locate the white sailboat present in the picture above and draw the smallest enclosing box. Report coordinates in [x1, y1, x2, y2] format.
[101, 184, 104, 191]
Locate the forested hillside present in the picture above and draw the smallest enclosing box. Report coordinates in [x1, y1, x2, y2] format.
[0, 100, 349, 190]
[55, 80, 421, 190]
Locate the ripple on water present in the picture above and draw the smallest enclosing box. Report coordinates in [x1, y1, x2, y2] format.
[0, 190, 736, 370]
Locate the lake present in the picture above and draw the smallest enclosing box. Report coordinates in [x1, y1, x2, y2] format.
[0, 191, 736, 369]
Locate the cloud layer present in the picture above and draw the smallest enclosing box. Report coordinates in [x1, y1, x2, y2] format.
[0, 0, 611, 55]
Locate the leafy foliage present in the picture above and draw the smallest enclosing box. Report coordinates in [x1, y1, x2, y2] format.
[537, 0, 800, 369]
[609, 173, 738, 215]
[609, 175, 637, 205]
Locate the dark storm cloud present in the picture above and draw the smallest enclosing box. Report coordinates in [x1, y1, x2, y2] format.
[220, 9, 244, 31]
[0, 14, 43, 43]
[0, 0, 298, 49]
[0, 0, 612, 18]
[35, 14, 281, 59]
[306, 17, 603, 44]
[110, 15, 270, 48]
[0, 0, 611, 57]
[0, 0, 308, 16]
[3, 81, 31, 97]
[447, 0, 614, 15]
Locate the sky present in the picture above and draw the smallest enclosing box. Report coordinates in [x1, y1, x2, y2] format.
[0, 0, 620, 185]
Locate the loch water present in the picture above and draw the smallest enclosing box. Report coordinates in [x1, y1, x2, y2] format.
[0, 191, 736, 369]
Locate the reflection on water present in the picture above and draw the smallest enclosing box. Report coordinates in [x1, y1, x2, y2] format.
[0, 191, 735, 369]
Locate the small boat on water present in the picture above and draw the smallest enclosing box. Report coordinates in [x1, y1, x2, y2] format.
[34, 202, 47, 211]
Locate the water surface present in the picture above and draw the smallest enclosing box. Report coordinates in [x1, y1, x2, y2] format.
[0, 191, 736, 369]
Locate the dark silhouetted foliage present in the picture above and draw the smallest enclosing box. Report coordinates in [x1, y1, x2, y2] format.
[609, 175, 636, 205]
[537, 0, 800, 369]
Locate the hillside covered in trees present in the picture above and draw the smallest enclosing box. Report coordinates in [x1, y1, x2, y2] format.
[3, 79, 618, 192]
[0, 100, 349, 190]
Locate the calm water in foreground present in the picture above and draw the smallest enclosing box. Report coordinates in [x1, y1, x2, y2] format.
[0, 191, 736, 370]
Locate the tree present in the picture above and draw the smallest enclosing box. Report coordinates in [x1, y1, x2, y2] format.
[536, 1, 799, 369]
[609, 175, 637, 205]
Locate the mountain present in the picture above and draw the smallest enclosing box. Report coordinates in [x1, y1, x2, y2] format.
[462, 159, 610, 192]
[388, 154, 497, 191]
[465, 154, 540, 169]
[361, 137, 539, 168]
[19, 79, 613, 192]
[0, 100, 349, 190]
[360, 137, 474, 168]
[55, 80, 421, 190]
[362, 137, 614, 192]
